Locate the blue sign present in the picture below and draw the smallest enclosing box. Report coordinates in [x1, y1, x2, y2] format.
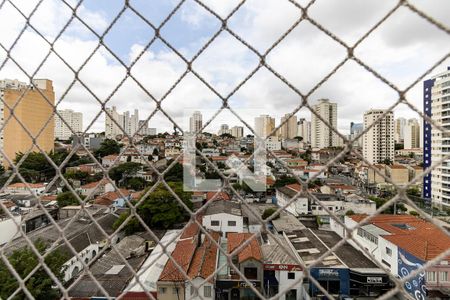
[398, 248, 426, 300]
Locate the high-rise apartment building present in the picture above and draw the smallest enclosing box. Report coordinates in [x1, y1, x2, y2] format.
[0, 79, 55, 165]
[254, 115, 275, 138]
[218, 124, 230, 136]
[279, 114, 297, 139]
[311, 99, 338, 148]
[404, 118, 420, 149]
[231, 126, 244, 138]
[138, 120, 156, 136]
[423, 67, 450, 206]
[297, 118, 311, 144]
[189, 111, 202, 133]
[362, 109, 394, 164]
[394, 117, 406, 143]
[350, 122, 363, 147]
[55, 109, 83, 140]
[105, 106, 139, 138]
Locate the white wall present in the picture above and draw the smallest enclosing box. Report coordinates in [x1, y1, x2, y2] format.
[202, 213, 244, 234]
[62, 244, 99, 282]
[276, 190, 308, 217]
[185, 277, 215, 300]
[0, 215, 21, 245]
[276, 270, 304, 300]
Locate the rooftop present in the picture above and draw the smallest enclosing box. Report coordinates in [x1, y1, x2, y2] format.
[227, 232, 262, 263]
[203, 200, 241, 216]
[349, 214, 450, 261]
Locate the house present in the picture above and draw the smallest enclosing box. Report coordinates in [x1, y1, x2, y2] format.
[385, 164, 409, 186]
[66, 163, 102, 174]
[5, 183, 46, 195]
[94, 189, 132, 207]
[334, 214, 450, 299]
[102, 154, 119, 168]
[275, 184, 308, 216]
[215, 232, 264, 300]
[77, 179, 115, 197]
[202, 200, 244, 234]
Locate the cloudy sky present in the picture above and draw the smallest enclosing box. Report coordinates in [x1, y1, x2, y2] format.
[0, 0, 449, 135]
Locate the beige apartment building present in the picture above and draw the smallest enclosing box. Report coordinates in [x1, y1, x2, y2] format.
[311, 99, 339, 148]
[363, 109, 394, 164]
[254, 114, 275, 138]
[0, 79, 55, 166]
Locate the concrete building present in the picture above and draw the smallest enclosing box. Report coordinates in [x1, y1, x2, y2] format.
[311, 99, 338, 149]
[189, 111, 203, 133]
[350, 122, 363, 147]
[55, 109, 83, 140]
[279, 114, 297, 139]
[105, 106, 139, 138]
[363, 109, 394, 164]
[231, 126, 244, 138]
[423, 67, 450, 206]
[404, 118, 420, 149]
[0, 79, 55, 165]
[255, 115, 275, 138]
[218, 124, 230, 136]
[275, 183, 308, 216]
[202, 201, 244, 234]
[297, 118, 311, 144]
[138, 119, 156, 136]
[394, 117, 406, 143]
[335, 214, 450, 299]
[265, 136, 282, 151]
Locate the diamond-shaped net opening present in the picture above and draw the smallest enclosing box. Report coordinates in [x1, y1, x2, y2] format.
[0, 0, 449, 300]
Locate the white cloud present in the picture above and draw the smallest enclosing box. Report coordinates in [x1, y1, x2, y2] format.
[0, 0, 449, 135]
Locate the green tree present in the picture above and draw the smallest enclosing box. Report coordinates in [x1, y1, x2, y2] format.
[94, 139, 121, 158]
[381, 158, 393, 165]
[0, 240, 68, 300]
[164, 162, 183, 182]
[409, 211, 419, 216]
[112, 212, 143, 235]
[57, 191, 84, 207]
[126, 177, 147, 190]
[262, 208, 279, 220]
[114, 182, 193, 231]
[109, 162, 142, 182]
[345, 209, 355, 216]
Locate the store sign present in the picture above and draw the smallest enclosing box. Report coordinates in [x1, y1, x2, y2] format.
[234, 281, 260, 288]
[264, 264, 302, 271]
[367, 277, 383, 283]
[318, 269, 340, 279]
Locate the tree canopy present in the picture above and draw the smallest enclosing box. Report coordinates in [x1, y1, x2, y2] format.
[0, 240, 68, 300]
[94, 139, 121, 158]
[56, 191, 84, 207]
[114, 182, 193, 233]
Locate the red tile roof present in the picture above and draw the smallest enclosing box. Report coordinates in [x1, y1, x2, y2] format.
[206, 191, 231, 202]
[227, 233, 262, 263]
[187, 232, 220, 282]
[94, 189, 131, 206]
[350, 214, 450, 261]
[8, 182, 45, 189]
[285, 183, 302, 192]
[80, 179, 109, 189]
[158, 238, 197, 282]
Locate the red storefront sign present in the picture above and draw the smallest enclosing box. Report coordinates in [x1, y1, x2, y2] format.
[264, 264, 302, 271]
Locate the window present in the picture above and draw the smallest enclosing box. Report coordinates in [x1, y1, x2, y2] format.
[244, 267, 258, 280]
[228, 220, 236, 226]
[386, 247, 392, 256]
[288, 272, 295, 280]
[286, 289, 297, 300]
[440, 271, 448, 282]
[172, 288, 178, 294]
[204, 286, 212, 297]
[158, 287, 166, 294]
[211, 220, 219, 226]
[427, 271, 437, 282]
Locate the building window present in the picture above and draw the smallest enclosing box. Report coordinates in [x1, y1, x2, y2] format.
[158, 287, 166, 294]
[286, 289, 297, 300]
[211, 220, 219, 226]
[172, 288, 178, 294]
[427, 271, 437, 282]
[288, 272, 295, 280]
[244, 267, 258, 280]
[440, 271, 448, 282]
[228, 220, 236, 226]
[385, 247, 392, 256]
[204, 286, 212, 297]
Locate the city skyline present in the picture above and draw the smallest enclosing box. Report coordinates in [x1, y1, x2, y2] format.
[0, 1, 448, 134]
